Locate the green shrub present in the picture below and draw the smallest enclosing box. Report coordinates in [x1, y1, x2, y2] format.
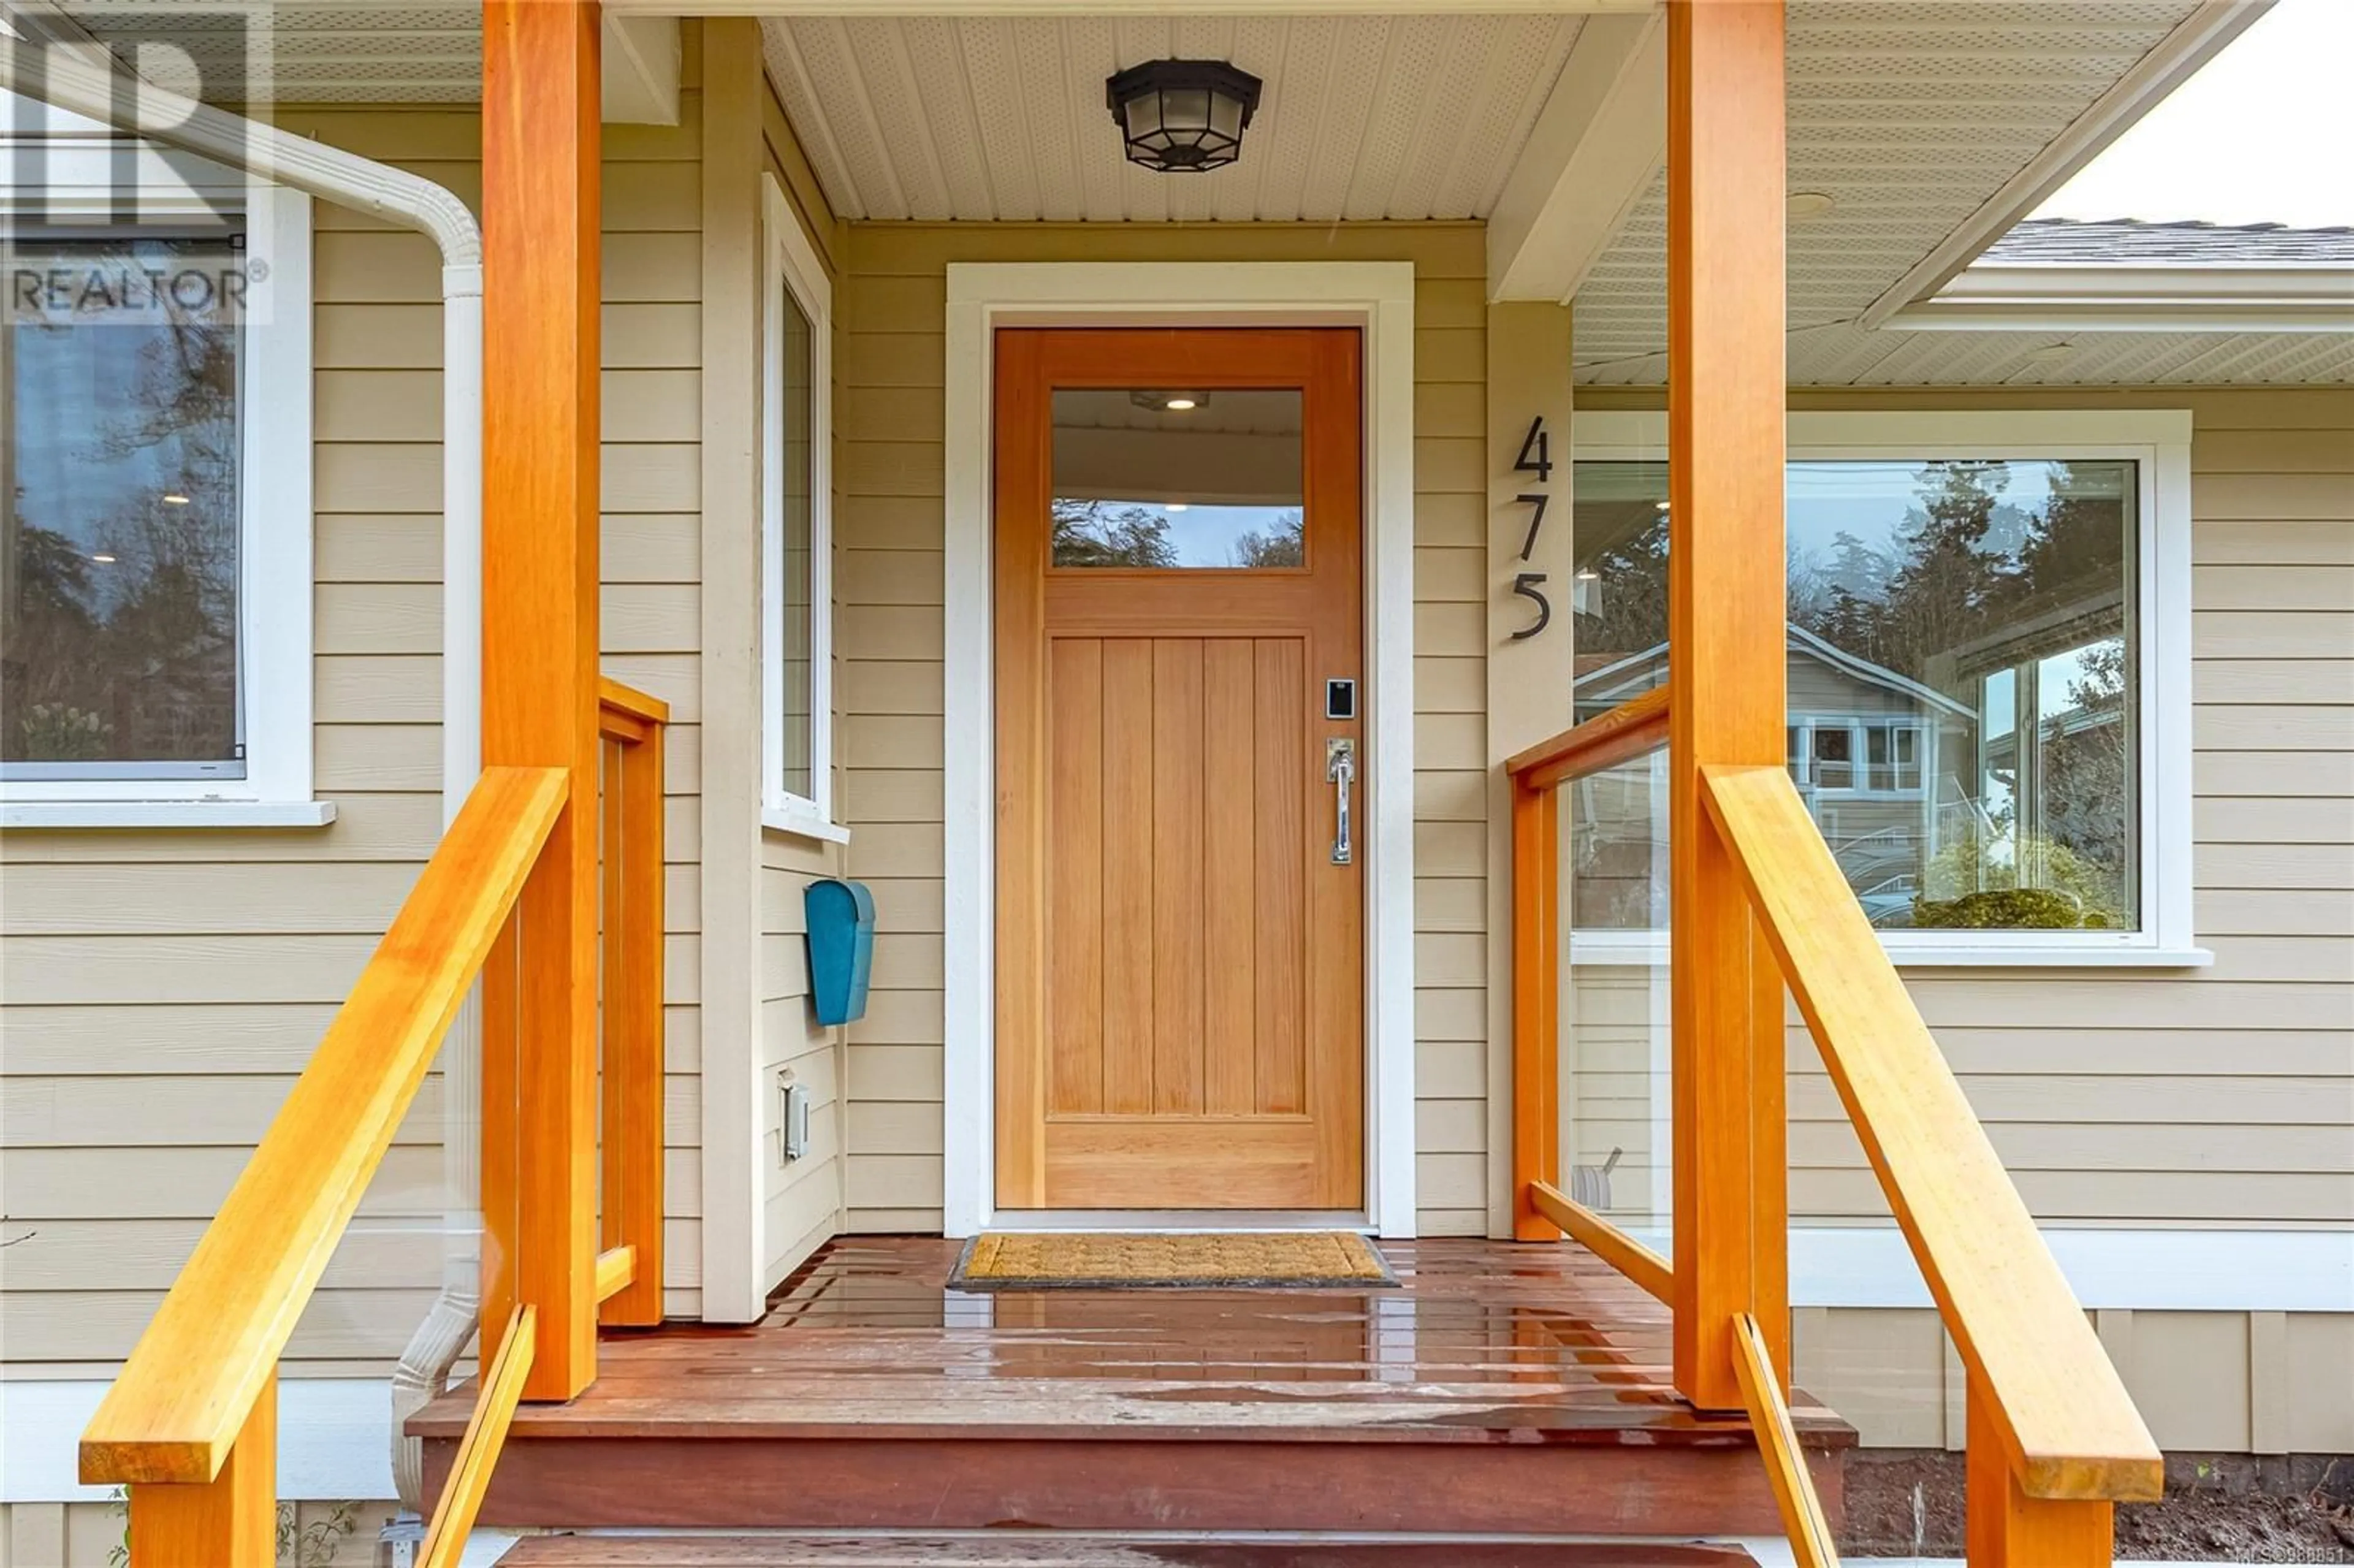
[1913, 825, 2126, 929]
[1913, 887, 2090, 929]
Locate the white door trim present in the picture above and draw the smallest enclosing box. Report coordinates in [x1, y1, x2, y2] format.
[941, 260, 1418, 1238]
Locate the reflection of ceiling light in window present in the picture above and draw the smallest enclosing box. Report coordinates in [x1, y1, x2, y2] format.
[1653, 500, 1670, 511]
[1575, 567, 1599, 581]
[1165, 397, 1197, 411]
[90, 553, 116, 565]
[161, 493, 191, 506]
[1132, 389, 1207, 414]
[1165, 502, 1189, 512]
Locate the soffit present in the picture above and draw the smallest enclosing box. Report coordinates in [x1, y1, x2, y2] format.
[758, 12, 1585, 223]
[1569, 0, 2331, 386]
[44, 3, 482, 103]
[1572, 317, 2354, 387]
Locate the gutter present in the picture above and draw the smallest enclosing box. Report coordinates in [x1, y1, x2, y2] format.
[1886, 263, 2354, 334]
[0, 37, 487, 1509]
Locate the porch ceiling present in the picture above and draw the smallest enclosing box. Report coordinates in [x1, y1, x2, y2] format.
[758, 12, 1586, 223]
[1572, 0, 2354, 387]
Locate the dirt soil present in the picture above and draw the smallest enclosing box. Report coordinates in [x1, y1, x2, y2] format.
[2116, 1488, 2354, 1563]
[1841, 1450, 2354, 1562]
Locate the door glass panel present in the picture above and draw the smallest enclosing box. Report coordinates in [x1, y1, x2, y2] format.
[1049, 387, 1305, 568]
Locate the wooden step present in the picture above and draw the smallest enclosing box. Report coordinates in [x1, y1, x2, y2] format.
[498, 1537, 1764, 1566]
[417, 1239, 1851, 1539]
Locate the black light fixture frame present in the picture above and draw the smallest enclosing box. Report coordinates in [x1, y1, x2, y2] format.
[1105, 58, 1263, 173]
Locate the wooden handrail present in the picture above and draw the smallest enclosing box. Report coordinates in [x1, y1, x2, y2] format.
[1700, 763, 2163, 1504]
[1732, 1313, 1839, 1568]
[1527, 1181, 1673, 1304]
[598, 676, 670, 740]
[80, 767, 568, 1485]
[1505, 684, 1671, 792]
[417, 1305, 536, 1568]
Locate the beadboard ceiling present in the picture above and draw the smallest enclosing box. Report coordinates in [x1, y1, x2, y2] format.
[758, 12, 1586, 223]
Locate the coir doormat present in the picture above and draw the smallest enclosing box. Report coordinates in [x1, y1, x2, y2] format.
[949, 1231, 1398, 1291]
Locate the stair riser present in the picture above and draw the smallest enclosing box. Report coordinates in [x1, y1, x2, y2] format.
[426, 1437, 1843, 1538]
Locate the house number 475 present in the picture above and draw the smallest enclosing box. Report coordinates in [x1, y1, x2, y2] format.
[1509, 416, 1553, 642]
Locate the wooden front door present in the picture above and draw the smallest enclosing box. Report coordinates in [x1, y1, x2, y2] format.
[994, 327, 1365, 1210]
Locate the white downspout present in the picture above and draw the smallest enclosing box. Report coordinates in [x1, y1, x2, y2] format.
[0, 39, 486, 1509]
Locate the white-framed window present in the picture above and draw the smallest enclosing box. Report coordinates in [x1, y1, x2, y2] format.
[2, 99, 314, 818]
[1567, 409, 2200, 967]
[759, 173, 837, 840]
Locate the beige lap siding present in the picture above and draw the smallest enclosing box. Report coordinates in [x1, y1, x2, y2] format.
[0, 60, 744, 1364]
[832, 222, 1490, 1235]
[755, 84, 852, 1290]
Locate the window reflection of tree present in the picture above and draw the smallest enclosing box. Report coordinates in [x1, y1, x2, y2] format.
[1050, 498, 1179, 568]
[1047, 500, 1305, 569]
[1564, 458, 2136, 930]
[1230, 509, 1303, 568]
[4, 236, 241, 767]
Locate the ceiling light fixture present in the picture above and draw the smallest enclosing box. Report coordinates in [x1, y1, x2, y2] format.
[1787, 191, 1836, 223]
[1106, 59, 1262, 174]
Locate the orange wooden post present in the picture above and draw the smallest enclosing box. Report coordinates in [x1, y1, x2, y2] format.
[1665, 0, 1792, 1412]
[124, 1371, 276, 1568]
[480, 0, 603, 1401]
[601, 719, 667, 1326]
[1511, 775, 1561, 1239]
[1967, 1379, 2117, 1566]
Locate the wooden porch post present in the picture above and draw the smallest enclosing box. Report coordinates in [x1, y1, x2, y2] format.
[479, 0, 603, 1402]
[1666, 0, 1791, 1412]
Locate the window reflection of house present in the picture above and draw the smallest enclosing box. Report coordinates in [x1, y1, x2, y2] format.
[1570, 626, 1981, 928]
[1567, 454, 2140, 934]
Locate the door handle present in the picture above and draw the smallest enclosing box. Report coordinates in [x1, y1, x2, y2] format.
[1326, 739, 1357, 866]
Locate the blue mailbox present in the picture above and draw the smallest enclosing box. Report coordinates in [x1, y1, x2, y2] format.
[803, 878, 876, 1026]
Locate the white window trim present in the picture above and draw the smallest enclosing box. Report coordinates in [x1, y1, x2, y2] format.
[1, 123, 317, 824]
[1571, 408, 2206, 970]
[940, 260, 1419, 1239]
[758, 173, 840, 843]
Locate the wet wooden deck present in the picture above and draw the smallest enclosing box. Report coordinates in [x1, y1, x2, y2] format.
[498, 1537, 1765, 1566]
[419, 1237, 1849, 1537]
